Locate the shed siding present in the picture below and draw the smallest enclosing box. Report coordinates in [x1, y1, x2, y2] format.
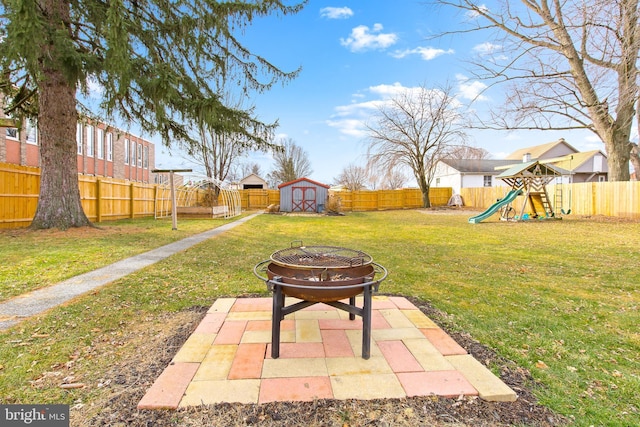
[278, 178, 329, 212]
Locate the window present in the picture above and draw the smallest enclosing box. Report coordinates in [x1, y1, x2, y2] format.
[106, 133, 113, 161]
[435, 178, 441, 186]
[483, 175, 492, 187]
[137, 143, 142, 167]
[598, 175, 606, 182]
[76, 123, 83, 154]
[26, 119, 38, 145]
[143, 146, 149, 168]
[96, 128, 104, 159]
[124, 139, 130, 164]
[6, 127, 19, 140]
[131, 141, 136, 166]
[86, 125, 94, 157]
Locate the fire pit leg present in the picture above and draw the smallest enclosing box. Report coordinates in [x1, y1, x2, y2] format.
[348, 296, 356, 320]
[271, 283, 284, 359]
[362, 285, 372, 359]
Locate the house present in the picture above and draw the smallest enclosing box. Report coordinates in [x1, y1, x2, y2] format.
[506, 139, 608, 183]
[433, 159, 515, 194]
[432, 139, 608, 193]
[278, 177, 330, 213]
[238, 173, 269, 189]
[1, 108, 156, 183]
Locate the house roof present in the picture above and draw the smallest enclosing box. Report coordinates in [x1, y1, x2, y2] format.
[278, 177, 330, 189]
[440, 159, 516, 174]
[505, 138, 579, 161]
[540, 150, 606, 172]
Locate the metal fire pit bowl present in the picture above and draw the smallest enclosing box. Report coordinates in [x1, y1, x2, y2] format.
[253, 245, 387, 359]
[269, 242, 373, 269]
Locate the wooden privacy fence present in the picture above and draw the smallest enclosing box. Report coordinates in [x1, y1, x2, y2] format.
[332, 188, 450, 211]
[460, 181, 640, 219]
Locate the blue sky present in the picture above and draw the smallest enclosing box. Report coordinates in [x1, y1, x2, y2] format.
[153, 1, 603, 185]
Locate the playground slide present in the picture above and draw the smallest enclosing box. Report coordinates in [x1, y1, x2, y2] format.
[468, 188, 523, 224]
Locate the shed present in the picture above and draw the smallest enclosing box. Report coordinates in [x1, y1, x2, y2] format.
[278, 177, 330, 212]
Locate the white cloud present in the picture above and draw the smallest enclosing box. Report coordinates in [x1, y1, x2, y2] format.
[340, 24, 398, 52]
[391, 46, 454, 61]
[320, 7, 353, 19]
[456, 76, 488, 101]
[465, 4, 489, 20]
[472, 42, 501, 55]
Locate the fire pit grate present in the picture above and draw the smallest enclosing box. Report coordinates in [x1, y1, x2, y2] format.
[270, 243, 373, 269]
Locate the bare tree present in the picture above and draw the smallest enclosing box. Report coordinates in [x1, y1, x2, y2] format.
[267, 138, 312, 186]
[381, 169, 409, 189]
[335, 163, 368, 191]
[435, 0, 640, 181]
[446, 145, 491, 160]
[366, 83, 467, 208]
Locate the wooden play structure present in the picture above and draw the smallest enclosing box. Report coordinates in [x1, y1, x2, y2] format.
[495, 161, 564, 221]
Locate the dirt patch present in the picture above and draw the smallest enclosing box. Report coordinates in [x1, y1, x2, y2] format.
[71, 298, 567, 427]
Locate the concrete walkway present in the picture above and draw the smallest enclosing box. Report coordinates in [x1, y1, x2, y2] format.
[0, 213, 260, 330]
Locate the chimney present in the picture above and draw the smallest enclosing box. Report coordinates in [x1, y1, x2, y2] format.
[523, 153, 531, 162]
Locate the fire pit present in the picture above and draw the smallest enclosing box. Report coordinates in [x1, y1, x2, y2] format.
[254, 242, 387, 359]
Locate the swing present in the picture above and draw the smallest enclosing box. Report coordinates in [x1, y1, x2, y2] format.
[561, 175, 572, 215]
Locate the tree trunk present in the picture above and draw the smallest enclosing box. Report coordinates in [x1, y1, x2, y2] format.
[417, 175, 431, 208]
[30, 0, 91, 229]
[605, 133, 632, 182]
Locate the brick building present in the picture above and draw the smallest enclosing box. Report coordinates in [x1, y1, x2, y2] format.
[1, 114, 155, 183]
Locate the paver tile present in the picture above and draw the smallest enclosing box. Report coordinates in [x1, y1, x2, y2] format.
[377, 340, 424, 373]
[231, 298, 272, 312]
[402, 309, 439, 328]
[259, 377, 333, 403]
[192, 313, 226, 334]
[345, 330, 382, 357]
[331, 373, 405, 400]
[213, 320, 247, 345]
[325, 356, 392, 376]
[388, 296, 418, 310]
[379, 308, 415, 329]
[321, 330, 354, 358]
[193, 345, 237, 381]
[404, 338, 455, 371]
[228, 343, 266, 380]
[296, 319, 322, 342]
[318, 318, 362, 330]
[172, 334, 217, 363]
[372, 327, 424, 341]
[421, 328, 467, 356]
[180, 379, 260, 405]
[294, 309, 340, 320]
[226, 311, 271, 321]
[446, 355, 517, 402]
[265, 342, 325, 358]
[137, 362, 199, 409]
[262, 357, 328, 378]
[241, 329, 272, 344]
[208, 298, 235, 313]
[396, 371, 478, 398]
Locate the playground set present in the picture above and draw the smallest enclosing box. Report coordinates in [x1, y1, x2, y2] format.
[468, 161, 568, 224]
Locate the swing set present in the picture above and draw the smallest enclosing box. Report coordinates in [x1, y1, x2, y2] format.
[494, 160, 568, 221]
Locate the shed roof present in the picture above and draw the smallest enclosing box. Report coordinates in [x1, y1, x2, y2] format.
[278, 177, 330, 189]
[496, 161, 564, 179]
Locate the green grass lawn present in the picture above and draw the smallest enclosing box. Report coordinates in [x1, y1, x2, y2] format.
[0, 211, 638, 426]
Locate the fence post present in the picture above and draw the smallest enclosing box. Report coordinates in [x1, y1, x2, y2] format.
[96, 179, 102, 223]
[130, 182, 135, 219]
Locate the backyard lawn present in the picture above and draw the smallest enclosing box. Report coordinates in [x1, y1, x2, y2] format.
[0, 210, 638, 426]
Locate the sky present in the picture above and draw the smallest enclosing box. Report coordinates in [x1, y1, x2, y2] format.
[151, 1, 605, 186]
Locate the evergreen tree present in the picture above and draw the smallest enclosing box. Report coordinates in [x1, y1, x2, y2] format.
[0, 0, 305, 229]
